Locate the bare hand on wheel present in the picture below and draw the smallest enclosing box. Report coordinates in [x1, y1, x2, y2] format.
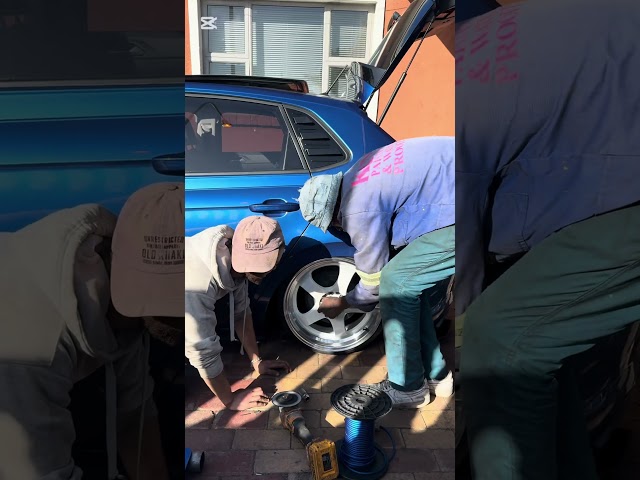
[229, 387, 270, 410]
[318, 295, 349, 319]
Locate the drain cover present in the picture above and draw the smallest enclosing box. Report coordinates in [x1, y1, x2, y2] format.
[330, 384, 392, 420]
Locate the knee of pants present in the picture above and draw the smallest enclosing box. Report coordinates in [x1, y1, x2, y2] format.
[461, 305, 512, 372]
[380, 269, 413, 299]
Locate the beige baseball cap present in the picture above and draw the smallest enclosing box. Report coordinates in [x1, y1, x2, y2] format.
[231, 216, 284, 274]
[111, 182, 184, 318]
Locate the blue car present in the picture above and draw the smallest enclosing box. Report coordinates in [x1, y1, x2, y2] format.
[185, 0, 455, 353]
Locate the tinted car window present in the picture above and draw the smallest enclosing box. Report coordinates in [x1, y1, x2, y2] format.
[186, 96, 305, 174]
[285, 109, 347, 171]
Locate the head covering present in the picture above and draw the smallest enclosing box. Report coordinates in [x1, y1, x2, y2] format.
[231, 216, 284, 273]
[298, 172, 343, 232]
[111, 182, 184, 318]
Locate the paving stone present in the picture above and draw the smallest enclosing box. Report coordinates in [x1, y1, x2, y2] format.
[340, 366, 387, 382]
[300, 393, 332, 411]
[268, 407, 284, 430]
[294, 363, 343, 380]
[185, 377, 210, 411]
[379, 474, 416, 480]
[287, 474, 314, 480]
[401, 429, 455, 449]
[212, 476, 287, 480]
[321, 409, 345, 428]
[321, 378, 357, 393]
[185, 410, 215, 429]
[232, 429, 291, 450]
[414, 473, 455, 480]
[196, 393, 226, 413]
[358, 352, 388, 368]
[318, 352, 361, 367]
[254, 450, 311, 474]
[378, 409, 427, 432]
[385, 447, 439, 473]
[374, 426, 406, 449]
[421, 410, 455, 429]
[200, 450, 254, 476]
[433, 448, 454, 471]
[275, 377, 323, 394]
[420, 394, 454, 411]
[185, 429, 234, 451]
[214, 409, 269, 429]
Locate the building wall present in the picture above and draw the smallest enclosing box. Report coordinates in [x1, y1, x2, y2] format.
[377, 0, 454, 140]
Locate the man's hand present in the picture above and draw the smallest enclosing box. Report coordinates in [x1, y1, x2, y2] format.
[255, 359, 291, 376]
[228, 386, 271, 410]
[319, 295, 349, 319]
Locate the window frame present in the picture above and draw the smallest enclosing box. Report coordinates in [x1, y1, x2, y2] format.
[283, 105, 352, 173]
[185, 93, 309, 176]
[185, 92, 352, 176]
[200, 0, 376, 94]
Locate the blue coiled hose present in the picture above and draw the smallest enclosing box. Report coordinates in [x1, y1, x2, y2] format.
[339, 418, 396, 476]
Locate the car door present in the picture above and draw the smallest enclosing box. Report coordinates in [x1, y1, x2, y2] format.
[185, 94, 310, 241]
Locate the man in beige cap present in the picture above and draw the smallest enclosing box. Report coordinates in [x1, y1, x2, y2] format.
[0, 182, 184, 480]
[185, 216, 291, 410]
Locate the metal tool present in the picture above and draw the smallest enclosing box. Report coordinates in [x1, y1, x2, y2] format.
[272, 389, 339, 480]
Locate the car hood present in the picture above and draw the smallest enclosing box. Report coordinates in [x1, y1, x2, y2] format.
[345, 0, 454, 107]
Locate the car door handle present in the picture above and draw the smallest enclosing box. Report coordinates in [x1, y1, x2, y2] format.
[152, 152, 185, 176]
[249, 201, 300, 213]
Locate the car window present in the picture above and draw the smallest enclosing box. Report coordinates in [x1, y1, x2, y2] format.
[185, 96, 305, 174]
[285, 108, 347, 171]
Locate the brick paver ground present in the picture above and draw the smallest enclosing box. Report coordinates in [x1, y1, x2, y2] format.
[185, 314, 456, 479]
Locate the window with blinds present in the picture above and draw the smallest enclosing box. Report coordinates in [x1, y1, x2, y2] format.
[252, 5, 324, 94]
[202, 2, 372, 95]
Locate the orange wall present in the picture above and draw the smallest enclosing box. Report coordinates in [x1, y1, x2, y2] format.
[377, 0, 454, 140]
[185, 1, 192, 74]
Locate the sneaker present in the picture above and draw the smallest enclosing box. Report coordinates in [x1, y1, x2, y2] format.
[427, 370, 454, 397]
[369, 379, 431, 409]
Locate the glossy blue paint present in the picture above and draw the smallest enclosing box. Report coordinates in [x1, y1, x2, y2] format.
[0, 84, 184, 232]
[185, 81, 395, 331]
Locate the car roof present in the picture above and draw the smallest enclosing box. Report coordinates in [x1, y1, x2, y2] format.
[185, 80, 363, 112]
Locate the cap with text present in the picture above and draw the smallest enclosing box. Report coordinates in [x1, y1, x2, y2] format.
[231, 216, 284, 274]
[111, 182, 184, 318]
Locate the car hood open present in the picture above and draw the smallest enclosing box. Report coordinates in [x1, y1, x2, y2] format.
[345, 0, 454, 107]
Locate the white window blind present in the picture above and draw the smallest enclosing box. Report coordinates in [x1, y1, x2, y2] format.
[330, 10, 368, 58]
[207, 62, 246, 75]
[251, 5, 324, 94]
[208, 5, 245, 55]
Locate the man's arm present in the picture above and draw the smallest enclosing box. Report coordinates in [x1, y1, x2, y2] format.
[342, 212, 393, 310]
[232, 283, 291, 376]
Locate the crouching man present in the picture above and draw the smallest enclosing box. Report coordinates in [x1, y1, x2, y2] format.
[185, 216, 291, 411]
